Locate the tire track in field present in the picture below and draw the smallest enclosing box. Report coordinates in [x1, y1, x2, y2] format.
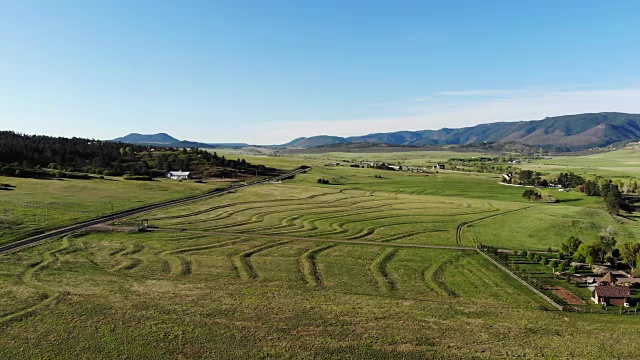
[0, 236, 71, 324]
[175, 195, 397, 231]
[141, 228, 476, 251]
[298, 244, 336, 286]
[149, 191, 346, 221]
[110, 243, 145, 271]
[430, 252, 474, 297]
[240, 197, 398, 234]
[163, 192, 397, 229]
[160, 238, 246, 276]
[231, 241, 290, 280]
[455, 206, 536, 245]
[271, 207, 391, 235]
[369, 248, 399, 293]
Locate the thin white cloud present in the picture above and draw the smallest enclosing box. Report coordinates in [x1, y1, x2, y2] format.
[432, 89, 511, 97]
[248, 88, 640, 144]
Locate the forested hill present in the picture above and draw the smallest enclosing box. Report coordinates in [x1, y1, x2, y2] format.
[112, 133, 216, 149]
[282, 112, 640, 150]
[0, 131, 276, 179]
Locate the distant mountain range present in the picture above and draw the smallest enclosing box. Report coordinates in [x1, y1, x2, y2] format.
[111, 133, 248, 148]
[281, 112, 640, 151]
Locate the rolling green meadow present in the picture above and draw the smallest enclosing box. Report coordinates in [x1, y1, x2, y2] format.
[525, 149, 640, 177]
[0, 175, 225, 246]
[2, 149, 640, 358]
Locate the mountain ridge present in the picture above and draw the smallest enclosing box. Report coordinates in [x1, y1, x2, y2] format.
[111, 133, 249, 148]
[281, 112, 640, 150]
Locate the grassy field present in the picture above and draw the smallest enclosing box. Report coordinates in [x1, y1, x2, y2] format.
[288, 150, 493, 167]
[3, 152, 640, 358]
[211, 149, 495, 170]
[136, 190, 502, 246]
[5, 232, 640, 359]
[0, 175, 225, 246]
[524, 149, 640, 177]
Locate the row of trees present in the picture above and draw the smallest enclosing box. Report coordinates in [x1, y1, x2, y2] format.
[521, 250, 576, 273]
[558, 227, 640, 270]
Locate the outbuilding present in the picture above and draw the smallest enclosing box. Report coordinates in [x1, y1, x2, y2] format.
[165, 171, 191, 180]
[591, 285, 631, 306]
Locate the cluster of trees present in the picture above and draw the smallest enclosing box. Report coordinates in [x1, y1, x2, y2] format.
[0, 131, 276, 179]
[555, 172, 586, 188]
[522, 189, 542, 201]
[522, 250, 576, 273]
[558, 227, 640, 269]
[316, 178, 331, 184]
[554, 173, 625, 214]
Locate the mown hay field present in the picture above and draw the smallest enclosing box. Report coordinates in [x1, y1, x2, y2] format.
[524, 148, 640, 177]
[5, 231, 640, 359]
[0, 175, 224, 246]
[2, 165, 640, 358]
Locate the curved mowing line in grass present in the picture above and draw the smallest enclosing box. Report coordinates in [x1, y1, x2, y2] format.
[230, 241, 291, 280]
[308, 214, 431, 239]
[0, 236, 71, 324]
[148, 191, 346, 221]
[231, 198, 400, 234]
[160, 238, 247, 276]
[369, 248, 399, 294]
[430, 252, 474, 297]
[157, 192, 397, 228]
[108, 245, 127, 257]
[167, 193, 398, 230]
[456, 206, 535, 245]
[109, 242, 146, 272]
[420, 267, 438, 294]
[266, 207, 392, 235]
[298, 244, 336, 286]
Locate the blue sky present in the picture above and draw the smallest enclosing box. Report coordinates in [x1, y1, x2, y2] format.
[1, 0, 640, 144]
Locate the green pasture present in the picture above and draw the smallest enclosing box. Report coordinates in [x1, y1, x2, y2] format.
[123, 165, 631, 251]
[465, 205, 638, 250]
[289, 150, 493, 166]
[207, 149, 313, 170]
[0, 175, 223, 246]
[126, 182, 526, 247]
[3, 150, 640, 358]
[6, 232, 640, 359]
[524, 149, 640, 177]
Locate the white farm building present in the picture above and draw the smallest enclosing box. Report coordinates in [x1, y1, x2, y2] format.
[165, 171, 191, 180]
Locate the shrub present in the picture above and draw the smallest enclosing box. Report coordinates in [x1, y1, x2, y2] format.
[122, 175, 152, 181]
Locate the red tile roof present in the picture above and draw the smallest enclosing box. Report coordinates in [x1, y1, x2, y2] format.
[594, 285, 631, 298]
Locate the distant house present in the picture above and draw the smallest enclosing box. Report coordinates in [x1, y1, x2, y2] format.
[501, 173, 513, 182]
[433, 163, 445, 170]
[388, 165, 400, 171]
[166, 171, 191, 180]
[591, 285, 631, 306]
